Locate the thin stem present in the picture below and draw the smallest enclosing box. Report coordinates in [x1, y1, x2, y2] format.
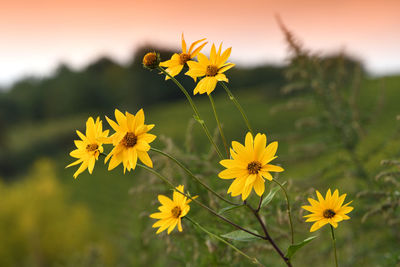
[150, 147, 238, 206]
[330, 225, 338, 267]
[272, 179, 294, 244]
[256, 194, 264, 213]
[208, 94, 230, 157]
[220, 82, 254, 135]
[245, 204, 292, 267]
[158, 66, 223, 159]
[185, 216, 265, 267]
[137, 163, 265, 239]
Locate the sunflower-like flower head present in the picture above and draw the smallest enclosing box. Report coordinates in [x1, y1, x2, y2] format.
[150, 185, 193, 234]
[67, 117, 109, 179]
[105, 109, 156, 173]
[302, 189, 353, 232]
[160, 33, 207, 79]
[142, 52, 160, 70]
[218, 132, 284, 200]
[185, 43, 235, 95]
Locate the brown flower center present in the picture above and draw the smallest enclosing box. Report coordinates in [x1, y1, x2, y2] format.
[142, 52, 159, 69]
[179, 53, 191, 65]
[206, 65, 218, 76]
[171, 206, 182, 218]
[247, 161, 262, 174]
[323, 209, 336, 219]
[121, 132, 137, 147]
[86, 143, 98, 152]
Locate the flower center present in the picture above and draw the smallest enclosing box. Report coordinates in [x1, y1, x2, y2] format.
[121, 132, 137, 147]
[247, 161, 262, 174]
[179, 53, 191, 65]
[171, 206, 182, 218]
[323, 209, 336, 219]
[206, 65, 218, 76]
[142, 52, 159, 69]
[86, 143, 98, 152]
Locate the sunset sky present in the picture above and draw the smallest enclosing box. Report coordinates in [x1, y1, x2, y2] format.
[1, 0, 399, 86]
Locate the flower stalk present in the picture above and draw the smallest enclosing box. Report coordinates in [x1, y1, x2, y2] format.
[158, 66, 224, 160]
[150, 147, 238, 206]
[208, 94, 230, 157]
[137, 163, 265, 239]
[330, 225, 338, 267]
[220, 82, 254, 135]
[272, 179, 294, 244]
[185, 216, 265, 267]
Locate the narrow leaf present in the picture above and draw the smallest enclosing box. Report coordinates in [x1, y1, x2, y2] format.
[218, 204, 244, 214]
[261, 181, 287, 208]
[221, 230, 261, 242]
[285, 236, 317, 259]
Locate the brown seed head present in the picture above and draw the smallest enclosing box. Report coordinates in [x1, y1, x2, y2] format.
[121, 132, 137, 147]
[171, 206, 182, 218]
[179, 53, 191, 65]
[206, 65, 218, 76]
[142, 52, 160, 69]
[86, 143, 99, 152]
[323, 209, 336, 219]
[247, 161, 262, 174]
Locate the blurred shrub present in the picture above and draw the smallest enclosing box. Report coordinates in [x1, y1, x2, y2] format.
[0, 159, 103, 266]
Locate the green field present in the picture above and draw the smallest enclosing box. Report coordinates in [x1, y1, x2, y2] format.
[1, 74, 400, 266]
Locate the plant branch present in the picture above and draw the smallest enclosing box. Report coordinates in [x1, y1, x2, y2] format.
[158, 66, 223, 159]
[150, 147, 238, 206]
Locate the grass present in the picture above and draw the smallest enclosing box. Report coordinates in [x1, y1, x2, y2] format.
[2, 74, 400, 266]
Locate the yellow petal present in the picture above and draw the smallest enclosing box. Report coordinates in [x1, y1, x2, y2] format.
[217, 47, 232, 66]
[218, 63, 235, 73]
[263, 164, 284, 173]
[215, 73, 229, 82]
[253, 176, 265, 196]
[181, 33, 187, 53]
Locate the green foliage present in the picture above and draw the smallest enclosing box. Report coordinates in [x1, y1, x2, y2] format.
[221, 230, 262, 242]
[0, 159, 111, 266]
[261, 181, 286, 208]
[285, 236, 317, 259]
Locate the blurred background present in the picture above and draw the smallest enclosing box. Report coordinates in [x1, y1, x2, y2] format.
[1, 0, 399, 266]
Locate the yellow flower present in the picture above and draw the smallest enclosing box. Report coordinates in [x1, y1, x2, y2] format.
[186, 43, 235, 95]
[302, 189, 353, 232]
[105, 109, 156, 173]
[160, 33, 207, 79]
[142, 52, 160, 69]
[67, 117, 109, 179]
[150, 185, 193, 234]
[218, 132, 284, 200]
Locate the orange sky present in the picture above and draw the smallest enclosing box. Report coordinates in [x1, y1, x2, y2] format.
[1, 0, 399, 86]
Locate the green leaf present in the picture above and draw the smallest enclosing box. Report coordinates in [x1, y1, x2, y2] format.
[285, 236, 318, 259]
[218, 204, 244, 215]
[221, 230, 262, 242]
[261, 181, 287, 208]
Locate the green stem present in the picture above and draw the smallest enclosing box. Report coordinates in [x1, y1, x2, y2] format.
[158, 66, 223, 159]
[245, 203, 292, 267]
[272, 179, 294, 244]
[137, 163, 265, 239]
[185, 216, 264, 267]
[220, 82, 254, 135]
[208, 94, 230, 157]
[330, 225, 338, 267]
[150, 147, 238, 206]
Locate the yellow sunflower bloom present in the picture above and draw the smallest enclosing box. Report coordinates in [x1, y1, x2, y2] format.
[150, 185, 193, 234]
[218, 132, 284, 200]
[105, 109, 156, 173]
[67, 117, 109, 179]
[302, 189, 353, 232]
[159, 33, 207, 79]
[185, 43, 235, 95]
